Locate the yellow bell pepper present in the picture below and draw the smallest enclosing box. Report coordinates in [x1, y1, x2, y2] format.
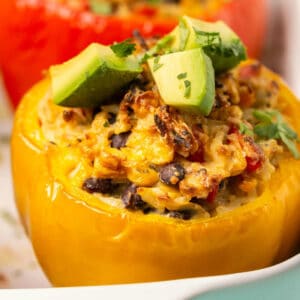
[11, 62, 300, 286]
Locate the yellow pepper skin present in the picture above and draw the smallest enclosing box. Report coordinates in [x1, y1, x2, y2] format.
[11, 62, 300, 286]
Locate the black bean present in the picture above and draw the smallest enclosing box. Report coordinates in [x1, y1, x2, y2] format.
[92, 107, 102, 118]
[173, 131, 191, 148]
[107, 112, 116, 124]
[121, 184, 147, 210]
[215, 81, 224, 89]
[148, 164, 158, 171]
[127, 106, 134, 115]
[110, 131, 131, 149]
[154, 114, 167, 136]
[166, 210, 193, 220]
[159, 163, 185, 185]
[82, 178, 113, 194]
[190, 197, 206, 205]
[219, 180, 226, 191]
[143, 207, 154, 214]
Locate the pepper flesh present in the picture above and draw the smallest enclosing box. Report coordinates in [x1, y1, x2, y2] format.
[0, 0, 267, 108]
[11, 61, 300, 286]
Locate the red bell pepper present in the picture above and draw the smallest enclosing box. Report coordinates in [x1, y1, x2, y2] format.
[0, 0, 267, 108]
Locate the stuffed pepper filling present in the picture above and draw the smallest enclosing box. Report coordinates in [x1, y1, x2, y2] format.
[37, 21, 299, 220]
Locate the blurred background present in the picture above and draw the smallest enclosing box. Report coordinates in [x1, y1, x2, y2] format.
[0, 0, 299, 289]
[1, 0, 299, 121]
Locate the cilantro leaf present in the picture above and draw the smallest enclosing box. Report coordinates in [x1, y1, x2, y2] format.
[110, 39, 136, 58]
[184, 80, 191, 98]
[253, 123, 280, 139]
[230, 39, 243, 57]
[177, 72, 187, 80]
[279, 132, 300, 159]
[278, 123, 299, 140]
[252, 110, 275, 123]
[239, 123, 254, 136]
[193, 29, 221, 48]
[252, 109, 300, 158]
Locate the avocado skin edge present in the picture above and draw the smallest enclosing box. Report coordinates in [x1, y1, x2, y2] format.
[197, 53, 215, 116]
[50, 43, 142, 108]
[53, 63, 141, 108]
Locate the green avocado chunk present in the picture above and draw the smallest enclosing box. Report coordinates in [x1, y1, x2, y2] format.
[50, 43, 142, 107]
[164, 16, 247, 73]
[148, 48, 215, 116]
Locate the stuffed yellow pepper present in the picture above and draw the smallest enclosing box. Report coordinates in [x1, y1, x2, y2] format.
[11, 16, 300, 286]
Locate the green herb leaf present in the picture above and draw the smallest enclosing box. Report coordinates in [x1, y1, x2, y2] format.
[193, 29, 221, 47]
[110, 39, 136, 58]
[279, 132, 300, 159]
[103, 121, 109, 128]
[153, 56, 163, 72]
[178, 18, 190, 51]
[252, 109, 300, 158]
[184, 80, 191, 98]
[253, 123, 280, 139]
[239, 123, 254, 136]
[252, 110, 276, 123]
[278, 123, 299, 140]
[230, 39, 242, 57]
[177, 72, 187, 80]
[192, 29, 245, 62]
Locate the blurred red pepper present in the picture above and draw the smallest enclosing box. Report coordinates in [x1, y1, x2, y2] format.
[246, 156, 263, 173]
[0, 0, 267, 108]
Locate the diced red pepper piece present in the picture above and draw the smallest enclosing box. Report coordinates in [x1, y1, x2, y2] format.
[246, 156, 263, 173]
[207, 185, 219, 203]
[228, 125, 239, 135]
[188, 146, 204, 163]
[228, 126, 264, 173]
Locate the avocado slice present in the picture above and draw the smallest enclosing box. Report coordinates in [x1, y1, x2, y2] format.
[164, 16, 247, 73]
[148, 48, 215, 116]
[50, 43, 142, 107]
